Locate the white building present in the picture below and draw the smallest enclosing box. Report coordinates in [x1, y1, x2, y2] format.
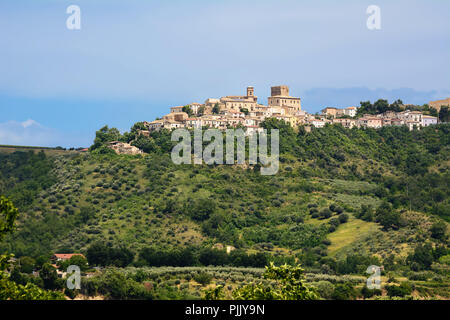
[343, 107, 357, 117]
[422, 115, 438, 127]
[309, 119, 326, 128]
[147, 120, 164, 131]
[186, 118, 203, 129]
[189, 103, 203, 115]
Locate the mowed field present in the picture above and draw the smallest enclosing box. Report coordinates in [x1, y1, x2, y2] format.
[327, 216, 380, 256]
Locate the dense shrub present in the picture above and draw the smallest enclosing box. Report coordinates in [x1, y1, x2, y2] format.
[331, 283, 357, 300]
[360, 285, 382, 299]
[338, 214, 349, 224]
[386, 282, 413, 297]
[194, 272, 213, 286]
[86, 243, 134, 267]
[314, 281, 335, 299]
[319, 208, 332, 220]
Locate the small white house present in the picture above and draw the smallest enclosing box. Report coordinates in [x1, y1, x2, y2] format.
[422, 115, 438, 127]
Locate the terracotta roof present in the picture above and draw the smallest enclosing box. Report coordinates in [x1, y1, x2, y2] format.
[53, 253, 85, 260]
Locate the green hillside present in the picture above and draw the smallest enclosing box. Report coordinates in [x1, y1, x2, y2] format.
[1, 122, 449, 299]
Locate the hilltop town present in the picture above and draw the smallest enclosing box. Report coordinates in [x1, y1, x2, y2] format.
[141, 86, 446, 134]
[105, 86, 448, 154]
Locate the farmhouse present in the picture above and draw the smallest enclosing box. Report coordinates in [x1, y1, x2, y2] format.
[108, 141, 143, 155]
[52, 253, 86, 262]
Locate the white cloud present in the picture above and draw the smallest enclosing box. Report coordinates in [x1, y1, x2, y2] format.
[0, 119, 61, 147]
[21, 119, 39, 128]
[0, 119, 93, 148]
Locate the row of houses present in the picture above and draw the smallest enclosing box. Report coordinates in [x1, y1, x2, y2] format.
[321, 97, 450, 119]
[308, 110, 438, 130]
[144, 108, 438, 133]
[142, 86, 444, 136]
[321, 106, 358, 118]
[358, 110, 437, 130]
[143, 111, 309, 135]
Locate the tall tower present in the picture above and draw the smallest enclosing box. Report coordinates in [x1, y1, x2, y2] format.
[271, 85, 289, 97]
[247, 86, 254, 97]
[268, 85, 301, 112]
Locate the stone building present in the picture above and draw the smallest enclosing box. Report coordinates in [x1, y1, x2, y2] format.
[397, 110, 423, 123]
[204, 98, 221, 110]
[163, 112, 189, 123]
[108, 141, 143, 155]
[358, 116, 383, 129]
[428, 98, 450, 113]
[322, 106, 358, 118]
[147, 119, 164, 131]
[170, 106, 184, 113]
[220, 86, 258, 112]
[321, 107, 339, 118]
[268, 85, 301, 113]
[332, 118, 357, 128]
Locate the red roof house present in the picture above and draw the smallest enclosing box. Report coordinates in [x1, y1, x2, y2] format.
[52, 253, 86, 261]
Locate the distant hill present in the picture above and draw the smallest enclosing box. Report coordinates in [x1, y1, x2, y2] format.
[0, 145, 83, 156]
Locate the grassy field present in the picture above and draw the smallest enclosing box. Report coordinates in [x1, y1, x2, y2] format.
[0, 145, 81, 156]
[327, 216, 380, 256]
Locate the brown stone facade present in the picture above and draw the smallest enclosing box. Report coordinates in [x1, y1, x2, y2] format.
[428, 98, 450, 112]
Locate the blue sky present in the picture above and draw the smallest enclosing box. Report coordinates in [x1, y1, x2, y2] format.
[0, 0, 449, 147]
